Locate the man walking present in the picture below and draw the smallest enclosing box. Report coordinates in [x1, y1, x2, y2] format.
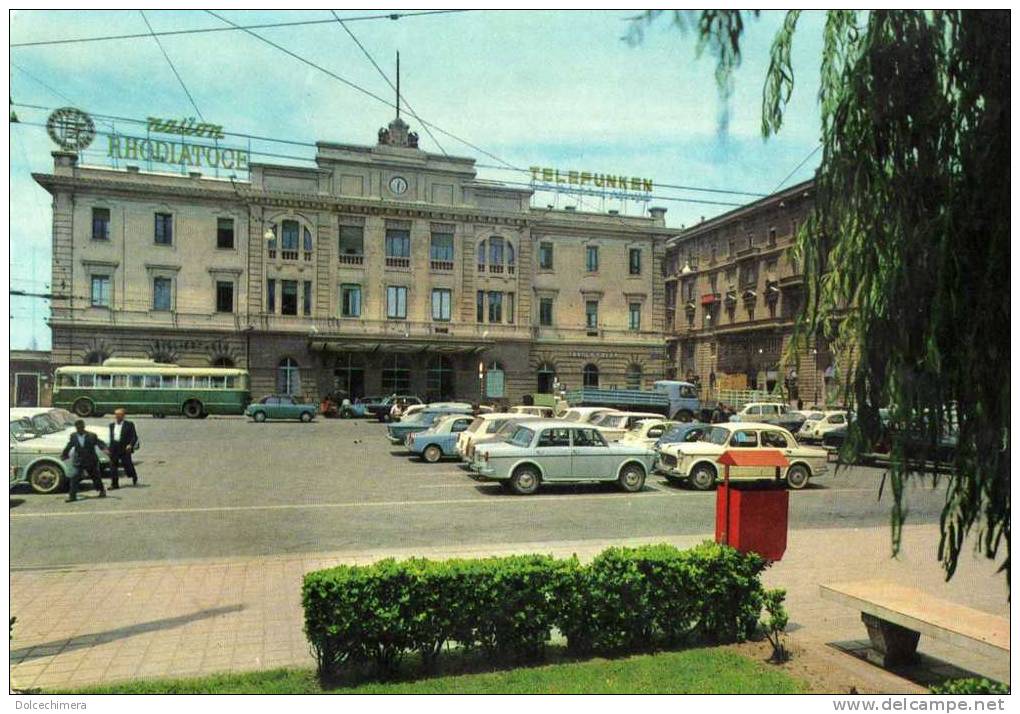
[61, 420, 107, 502]
[108, 408, 140, 488]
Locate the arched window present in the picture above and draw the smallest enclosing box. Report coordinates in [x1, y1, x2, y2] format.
[281, 220, 300, 251]
[485, 360, 505, 399]
[427, 356, 456, 401]
[626, 363, 643, 390]
[303, 226, 313, 252]
[489, 237, 504, 265]
[477, 239, 486, 270]
[277, 357, 301, 396]
[583, 363, 600, 388]
[334, 353, 365, 398]
[537, 362, 556, 394]
[381, 354, 411, 394]
[507, 242, 516, 266]
[211, 356, 235, 368]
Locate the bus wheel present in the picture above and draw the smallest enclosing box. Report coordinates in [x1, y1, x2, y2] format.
[183, 400, 204, 419]
[29, 462, 66, 494]
[72, 398, 95, 418]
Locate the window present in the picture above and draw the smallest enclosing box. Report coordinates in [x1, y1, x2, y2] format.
[538, 428, 570, 447]
[385, 229, 410, 257]
[583, 363, 599, 387]
[154, 213, 173, 245]
[387, 285, 407, 319]
[507, 243, 516, 271]
[629, 303, 641, 331]
[215, 281, 234, 313]
[761, 431, 788, 448]
[92, 207, 110, 241]
[768, 228, 777, 247]
[430, 232, 454, 262]
[629, 248, 641, 275]
[573, 428, 607, 447]
[267, 279, 276, 313]
[217, 217, 234, 249]
[586, 245, 599, 272]
[281, 280, 298, 316]
[626, 363, 643, 390]
[303, 227, 314, 258]
[431, 288, 452, 321]
[477, 240, 486, 271]
[381, 354, 411, 393]
[427, 356, 455, 400]
[277, 357, 301, 396]
[485, 361, 505, 398]
[128, 374, 144, 388]
[489, 237, 504, 266]
[211, 357, 234, 368]
[585, 300, 599, 331]
[476, 291, 484, 323]
[303, 281, 312, 316]
[730, 430, 759, 448]
[537, 362, 556, 393]
[339, 225, 364, 256]
[153, 277, 172, 311]
[487, 291, 502, 323]
[341, 284, 361, 317]
[506, 292, 515, 324]
[539, 242, 554, 270]
[144, 375, 162, 389]
[90, 275, 111, 307]
[281, 220, 299, 252]
[539, 298, 554, 326]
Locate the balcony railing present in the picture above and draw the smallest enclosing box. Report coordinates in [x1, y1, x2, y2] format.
[281, 250, 298, 261]
[339, 253, 364, 266]
[303, 251, 313, 262]
[385, 256, 410, 269]
[430, 259, 454, 272]
[267, 249, 276, 259]
[489, 264, 504, 274]
[507, 265, 516, 275]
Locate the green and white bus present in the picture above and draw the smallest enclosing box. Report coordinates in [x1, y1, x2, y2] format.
[53, 358, 251, 419]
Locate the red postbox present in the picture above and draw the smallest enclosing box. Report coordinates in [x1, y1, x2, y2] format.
[714, 450, 791, 561]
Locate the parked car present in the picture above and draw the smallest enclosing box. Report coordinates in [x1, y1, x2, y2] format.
[9, 407, 74, 437]
[509, 405, 555, 419]
[728, 402, 793, 424]
[407, 414, 476, 462]
[656, 422, 828, 491]
[469, 420, 657, 495]
[652, 422, 711, 472]
[9, 417, 117, 494]
[618, 419, 680, 448]
[559, 407, 615, 424]
[399, 402, 474, 422]
[587, 411, 664, 441]
[366, 395, 423, 422]
[244, 395, 318, 423]
[456, 413, 535, 460]
[798, 410, 850, 443]
[339, 399, 369, 418]
[385, 407, 473, 445]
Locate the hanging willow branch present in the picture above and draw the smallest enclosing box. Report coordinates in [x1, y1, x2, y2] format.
[629, 9, 1010, 586]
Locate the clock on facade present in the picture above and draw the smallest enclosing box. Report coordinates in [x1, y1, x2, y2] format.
[388, 176, 408, 195]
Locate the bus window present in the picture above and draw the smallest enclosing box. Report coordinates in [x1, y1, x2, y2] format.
[177, 376, 193, 389]
[57, 373, 76, 387]
[194, 376, 210, 388]
[163, 376, 178, 389]
[130, 375, 144, 388]
[96, 374, 113, 388]
[211, 376, 226, 389]
[144, 375, 162, 389]
[224, 376, 236, 389]
[113, 374, 129, 388]
[79, 374, 94, 387]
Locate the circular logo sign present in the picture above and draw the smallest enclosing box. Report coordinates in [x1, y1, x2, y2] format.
[46, 107, 96, 151]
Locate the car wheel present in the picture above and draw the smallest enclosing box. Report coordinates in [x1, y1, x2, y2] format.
[183, 400, 204, 419]
[29, 462, 66, 495]
[689, 463, 716, 491]
[423, 445, 443, 463]
[509, 465, 540, 495]
[252, 411, 267, 423]
[72, 398, 94, 418]
[786, 464, 810, 490]
[617, 463, 646, 493]
[300, 411, 313, 423]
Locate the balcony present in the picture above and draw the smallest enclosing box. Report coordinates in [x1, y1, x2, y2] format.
[507, 265, 516, 276]
[385, 256, 410, 269]
[339, 253, 364, 266]
[489, 264, 504, 275]
[281, 250, 298, 261]
[430, 259, 454, 272]
[303, 251, 313, 262]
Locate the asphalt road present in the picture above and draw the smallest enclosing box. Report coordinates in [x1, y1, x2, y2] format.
[10, 416, 950, 569]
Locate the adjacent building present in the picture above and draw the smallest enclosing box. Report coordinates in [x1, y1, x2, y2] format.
[34, 115, 673, 405]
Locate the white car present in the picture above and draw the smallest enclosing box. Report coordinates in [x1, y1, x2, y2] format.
[560, 407, 615, 424]
[657, 422, 829, 491]
[397, 402, 473, 422]
[729, 402, 792, 424]
[799, 410, 850, 443]
[456, 413, 534, 460]
[588, 412, 665, 441]
[509, 405, 556, 419]
[618, 419, 680, 448]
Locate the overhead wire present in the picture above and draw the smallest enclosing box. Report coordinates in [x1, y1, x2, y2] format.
[139, 10, 205, 121]
[773, 143, 821, 193]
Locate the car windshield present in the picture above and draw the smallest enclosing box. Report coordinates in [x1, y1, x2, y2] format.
[505, 425, 535, 447]
[706, 427, 731, 445]
[601, 415, 627, 428]
[466, 417, 484, 433]
[10, 420, 34, 441]
[495, 420, 519, 434]
[27, 414, 63, 435]
[562, 411, 580, 422]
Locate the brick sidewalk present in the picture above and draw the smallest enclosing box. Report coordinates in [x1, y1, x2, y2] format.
[9, 524, 1009, 691]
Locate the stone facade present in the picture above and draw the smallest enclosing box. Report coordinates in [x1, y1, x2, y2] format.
[35, 117, 672, 406]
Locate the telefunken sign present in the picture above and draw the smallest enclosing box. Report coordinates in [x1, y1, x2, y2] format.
[530, 166, 654, 193]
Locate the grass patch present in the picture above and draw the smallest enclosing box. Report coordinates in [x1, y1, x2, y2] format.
[54, 648, 805, 695]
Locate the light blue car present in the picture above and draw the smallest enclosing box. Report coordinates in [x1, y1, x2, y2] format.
[407, 414, 475, 462]
[385, 407, 473, 445]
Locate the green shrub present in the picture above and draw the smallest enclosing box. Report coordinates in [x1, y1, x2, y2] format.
[302, 542, 770, 680]
[930, 678, 1009, 695]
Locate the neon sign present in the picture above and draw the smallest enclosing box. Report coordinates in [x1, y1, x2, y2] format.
[529, 166, 653, 193]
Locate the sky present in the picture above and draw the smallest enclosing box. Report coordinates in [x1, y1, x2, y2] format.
[8, 9, 826, 350]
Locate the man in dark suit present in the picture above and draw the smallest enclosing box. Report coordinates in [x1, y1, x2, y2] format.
[61, 420, 107, 502]
[107, 408, 140, 489]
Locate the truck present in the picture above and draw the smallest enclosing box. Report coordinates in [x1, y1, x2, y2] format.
[565, 380, 708, 422]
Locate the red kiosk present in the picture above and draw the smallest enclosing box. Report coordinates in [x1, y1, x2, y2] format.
[714, 450, 791, 561]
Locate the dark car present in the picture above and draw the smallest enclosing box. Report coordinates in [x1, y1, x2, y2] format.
[365, 394, 423, 422]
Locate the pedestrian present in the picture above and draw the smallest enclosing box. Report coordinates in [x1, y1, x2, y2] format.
[61, 420, 107, 502]
[108, 408, 140, 488]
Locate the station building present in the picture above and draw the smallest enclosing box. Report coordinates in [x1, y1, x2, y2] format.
[35, 115, 673, 405]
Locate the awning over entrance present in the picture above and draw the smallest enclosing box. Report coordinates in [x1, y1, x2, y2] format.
[308, 339, 490, 355]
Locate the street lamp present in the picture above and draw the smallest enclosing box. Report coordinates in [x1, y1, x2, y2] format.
[478, 361, 486, 405]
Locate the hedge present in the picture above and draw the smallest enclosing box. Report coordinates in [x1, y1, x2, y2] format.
[303, 542, 768, 680]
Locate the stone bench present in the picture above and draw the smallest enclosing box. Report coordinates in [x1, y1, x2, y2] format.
[820, 580, 1009, 669]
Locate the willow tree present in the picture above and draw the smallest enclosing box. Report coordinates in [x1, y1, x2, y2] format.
[629, 10, 1009, 584]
